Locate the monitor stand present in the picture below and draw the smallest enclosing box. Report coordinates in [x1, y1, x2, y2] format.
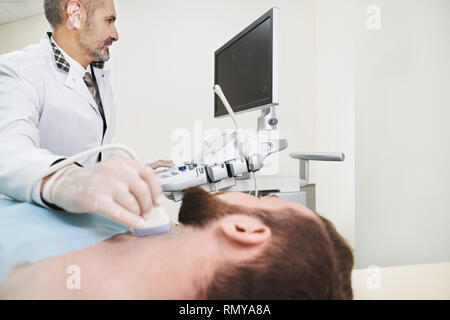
[257, 107, 279, 131]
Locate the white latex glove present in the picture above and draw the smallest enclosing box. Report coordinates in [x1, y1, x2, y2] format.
[42, 156, 164, 229]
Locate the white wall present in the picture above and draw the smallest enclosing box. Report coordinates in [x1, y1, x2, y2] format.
[315, 0, 356, 248]
[0, 14, 48, 54]
[315, 0, 450, 267]
[354, 0, 450, 268]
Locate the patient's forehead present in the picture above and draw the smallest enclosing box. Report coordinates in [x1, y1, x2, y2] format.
[216, 192, 318, 220]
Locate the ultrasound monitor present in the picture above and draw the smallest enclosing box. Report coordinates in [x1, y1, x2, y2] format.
[214, 8, 280, 119]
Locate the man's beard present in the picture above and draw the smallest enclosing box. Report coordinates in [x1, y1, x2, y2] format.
[79, 20, 114, 62]
[178, 188, 225, 227]
[178, 187, 276, 229]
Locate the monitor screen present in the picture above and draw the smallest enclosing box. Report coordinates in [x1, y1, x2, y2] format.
[214, 8, 279, 118]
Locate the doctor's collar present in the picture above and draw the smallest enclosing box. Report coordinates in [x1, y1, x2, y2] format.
[46, 32, 105, 73]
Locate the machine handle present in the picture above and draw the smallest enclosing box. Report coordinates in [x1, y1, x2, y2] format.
[289, 152, 345, 187]
[289, 152, 345, 162]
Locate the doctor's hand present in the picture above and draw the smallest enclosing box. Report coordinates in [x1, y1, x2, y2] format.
[41, 156, 164, 229]
[147, 160, 174, 169]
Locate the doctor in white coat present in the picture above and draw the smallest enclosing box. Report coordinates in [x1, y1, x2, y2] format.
[0, 0, 172, 228]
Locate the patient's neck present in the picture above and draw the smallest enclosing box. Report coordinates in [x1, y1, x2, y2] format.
[0, 225, 216, 299]
[98, 224, 215, 299]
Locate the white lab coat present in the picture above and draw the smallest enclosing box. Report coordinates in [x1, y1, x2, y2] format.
[0, 35, 116, 202]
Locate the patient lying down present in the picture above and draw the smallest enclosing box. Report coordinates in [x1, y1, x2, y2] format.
[0, 187, 354, 300]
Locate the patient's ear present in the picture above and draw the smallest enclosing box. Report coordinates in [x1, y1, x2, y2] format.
[219, 214, 271, 246]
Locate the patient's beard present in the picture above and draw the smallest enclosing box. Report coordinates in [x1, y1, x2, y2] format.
[178, 188, 227, 227]
[178, 188, 277, 229]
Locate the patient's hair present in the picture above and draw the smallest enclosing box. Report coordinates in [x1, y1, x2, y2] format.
[179, 188, 354, 300]
[318, 215, 354, 299]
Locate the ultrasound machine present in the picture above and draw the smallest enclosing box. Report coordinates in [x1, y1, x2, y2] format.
[156, 8, 345, 208]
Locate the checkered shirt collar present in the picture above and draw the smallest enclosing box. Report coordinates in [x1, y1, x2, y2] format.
[47, 32, 105, 72]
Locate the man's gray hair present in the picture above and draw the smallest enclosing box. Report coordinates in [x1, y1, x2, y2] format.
[43, 0, 103, 29]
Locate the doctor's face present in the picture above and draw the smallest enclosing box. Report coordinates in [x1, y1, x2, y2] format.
[79, 0, 119, 62]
